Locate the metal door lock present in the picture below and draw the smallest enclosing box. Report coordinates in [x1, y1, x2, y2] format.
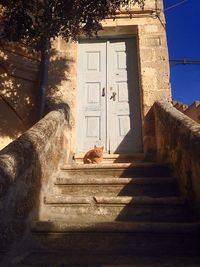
[110, 92, 117, 101]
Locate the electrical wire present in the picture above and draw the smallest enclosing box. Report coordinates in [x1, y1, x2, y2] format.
[170, 59, 200, 67]
[165, 0, 189, 11]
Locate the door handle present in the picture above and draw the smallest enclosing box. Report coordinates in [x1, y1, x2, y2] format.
[110, 92, 117, 101]
[102, 88, 105, 97]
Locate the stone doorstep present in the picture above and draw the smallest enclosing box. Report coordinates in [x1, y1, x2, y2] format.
[31, 220, 200, 234]
[55, 177, 176, 185]
[74, 152, 145, 159]
[74, 153, 145, 164]
[60, 162, 168, 170]
[74, 153, 145, 159]
[44, 195, 185, 206]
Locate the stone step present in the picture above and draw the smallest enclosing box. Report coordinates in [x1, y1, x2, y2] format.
[60, 163, 170, 178]
[43, 195, 191, 222]
[74, 153, 145, 164]
[54, 177, 179, 197]
[18, 253, 200, 267]
[44, 195, 185, 205]
[28, 221, 200, 259]
[32, 220, 200, 234]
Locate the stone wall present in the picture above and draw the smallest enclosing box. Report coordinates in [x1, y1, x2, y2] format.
[0, 103, 69, 253]
[154, 101, 200, 216]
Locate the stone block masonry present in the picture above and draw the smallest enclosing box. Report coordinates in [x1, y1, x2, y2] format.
[154, 101, 200, 217]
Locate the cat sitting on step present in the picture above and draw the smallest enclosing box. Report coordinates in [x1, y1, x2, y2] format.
[83, 146, 104, 164]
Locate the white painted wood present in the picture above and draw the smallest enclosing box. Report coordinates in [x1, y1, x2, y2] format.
[77, 41, 107, 152]
[107, 39, 143, 153]
[77, 38, 142, 153]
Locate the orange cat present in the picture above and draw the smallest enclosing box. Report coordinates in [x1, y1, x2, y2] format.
[83, 146, 104, 164]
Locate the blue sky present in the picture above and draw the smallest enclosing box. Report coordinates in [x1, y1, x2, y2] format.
[164, 0, 200, 105]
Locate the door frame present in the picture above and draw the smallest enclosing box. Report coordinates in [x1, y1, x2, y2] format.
[76, 34, 144, 154]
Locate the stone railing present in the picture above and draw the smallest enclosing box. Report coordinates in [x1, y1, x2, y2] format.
[154, 101, 200, 216]
[0, 103, 69, 253]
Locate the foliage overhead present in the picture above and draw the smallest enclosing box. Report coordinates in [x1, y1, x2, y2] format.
[0, 0, 145, 50]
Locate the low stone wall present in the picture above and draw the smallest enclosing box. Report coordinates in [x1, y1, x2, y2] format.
[154, 101, 200, 216]
[0, 103, 69, 252]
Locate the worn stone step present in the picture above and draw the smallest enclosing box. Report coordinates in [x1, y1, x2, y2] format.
[54, 177, 179, 197]
[28, 221, 200, 259]
[44, 195, 185, 205]
[42, 195, 191, 222]
[60, 163, 170, 178]
[74, 153, 145, 164]
[31, 220, 200, 234]
[30, 234, 200, 257]
[18, 253, 200, 267]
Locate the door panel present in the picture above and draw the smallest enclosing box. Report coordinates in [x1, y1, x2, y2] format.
[77, 42, 106, 152]
[77, 39, 143, 153]
[107, 39, 142, 153]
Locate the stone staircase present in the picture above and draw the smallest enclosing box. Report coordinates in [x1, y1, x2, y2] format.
[17, 155, 200, 266]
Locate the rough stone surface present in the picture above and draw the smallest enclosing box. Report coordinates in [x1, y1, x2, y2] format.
[2, 140, 200, 265]
[154, 101, 200, 216]
[0, 104, 69, 253]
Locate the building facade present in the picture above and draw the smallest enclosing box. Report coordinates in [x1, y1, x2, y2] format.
[0, 0, 171, 157]
[56, 0, 171, 157]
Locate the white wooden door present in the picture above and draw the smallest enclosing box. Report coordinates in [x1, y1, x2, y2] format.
[107, 39, 143, 153]
[77, 39, 142, 153]
[77, 41, 107, 152]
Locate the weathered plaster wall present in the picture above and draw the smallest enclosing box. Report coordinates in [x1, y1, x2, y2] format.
[0, 42, 40, 150]
[154, 101, 200, 216]
[0, 104, 69, 254]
